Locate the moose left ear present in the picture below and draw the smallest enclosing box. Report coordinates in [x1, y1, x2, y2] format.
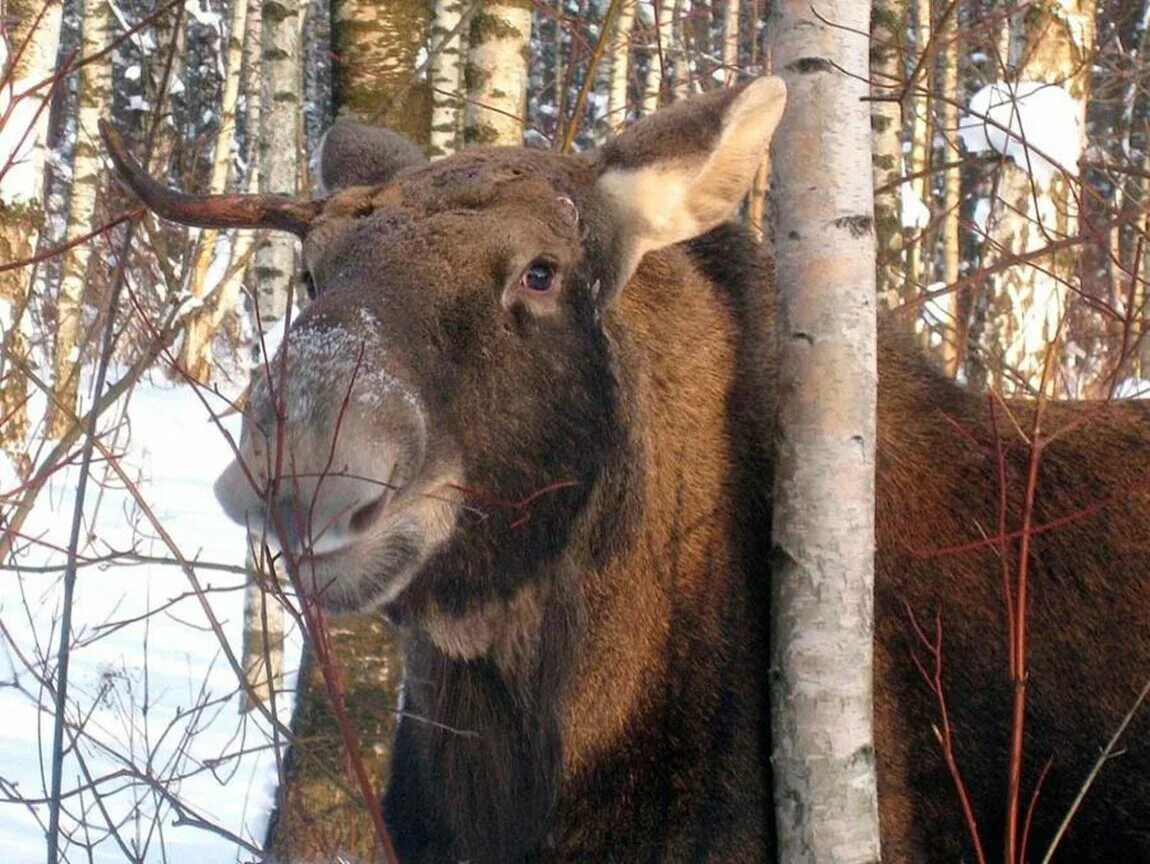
[596, 77, 786, 289]
[318, 118, 429, 193]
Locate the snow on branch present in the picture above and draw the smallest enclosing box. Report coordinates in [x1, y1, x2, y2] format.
[958, 82, 1080, 182]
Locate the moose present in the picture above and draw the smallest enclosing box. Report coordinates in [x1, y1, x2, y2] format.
[103, 77, 1150, 862]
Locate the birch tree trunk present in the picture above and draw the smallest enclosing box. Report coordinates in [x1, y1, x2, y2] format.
[235, 0, 287, 716]
[641, 0, 671, 114]
[768, 0, 882, 859]
[722, 0, 738, 85]
[265, 1, 430, 857]
[607, 0, 636, 131]
[871, 0, 906, 309]
[254, 0, 302, 332]
[905, 0, 932, 294]
[428, 0, 470, 157]
[0, 0, 62, 468]
[331, 0, 429, 138]
[49, 0, 112, 439]
[180, 0, 252, 382]
[940, 12, 961, 376]
[973, 1, 1094, 394]
[670, 0, 691, 100]
[463, 0, 532, 145]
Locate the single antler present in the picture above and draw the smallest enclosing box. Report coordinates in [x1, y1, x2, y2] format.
[99, 119, 324, 237]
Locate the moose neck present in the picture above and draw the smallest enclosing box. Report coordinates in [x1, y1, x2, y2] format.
[392, 239, 756, 858]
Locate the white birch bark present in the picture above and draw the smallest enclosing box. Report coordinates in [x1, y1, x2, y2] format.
[640, 0, 671, 114]
[236, 0, 287, 712]
[722, 0, 738, 85]
[429, 0, 469, 157]
[940, 16, 961, 375]
[670, 0, 691, 100]
[50, 0, 112, 439]
[871, 0, 906, 309]
[463, 0, 531, 145]
[180, 0, 252, 383]
[607, 0, 636, 131]
[0, 0, 62, 465]
[255, 0, 302, 328]
[768, 0, 881, 858]
[906, 0, 931, 292]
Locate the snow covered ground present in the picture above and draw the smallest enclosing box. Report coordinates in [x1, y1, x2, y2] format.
[0, 372, 301, 863]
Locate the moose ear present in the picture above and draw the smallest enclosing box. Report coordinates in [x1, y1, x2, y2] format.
[596, 77, 786, 287]
[317, 118, 429, 192]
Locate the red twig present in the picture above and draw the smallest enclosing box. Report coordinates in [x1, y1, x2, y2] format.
[448, 479, 580, 529]
[902, 600, 987, 864]
[1021, 755, 1055, 864]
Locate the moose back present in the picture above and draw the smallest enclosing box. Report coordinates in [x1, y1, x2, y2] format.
[104, 78, 1150, 862]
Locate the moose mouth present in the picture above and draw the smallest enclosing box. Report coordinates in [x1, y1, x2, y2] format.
[223, 462, 464, 614]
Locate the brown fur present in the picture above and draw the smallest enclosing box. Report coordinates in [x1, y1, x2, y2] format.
[121, 81, 1150, 862]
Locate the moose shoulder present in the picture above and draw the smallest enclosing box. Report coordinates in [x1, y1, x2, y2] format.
[103, 78, 1150, 862]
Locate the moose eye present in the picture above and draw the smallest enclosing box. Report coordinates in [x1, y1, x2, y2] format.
[519, 260, 556, 293]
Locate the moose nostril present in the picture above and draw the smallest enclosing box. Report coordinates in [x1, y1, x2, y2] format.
[349, 496, 386, 535]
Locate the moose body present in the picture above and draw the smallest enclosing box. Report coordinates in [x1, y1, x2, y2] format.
[105, 78, 1150, 862]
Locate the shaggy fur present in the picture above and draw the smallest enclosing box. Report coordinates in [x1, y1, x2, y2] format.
[115, 80, 1150, 863]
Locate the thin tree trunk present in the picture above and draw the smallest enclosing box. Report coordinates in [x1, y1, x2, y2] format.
[670, 0, 691, 100]
[768, 0, 882, 859]
[254, 0, 302, 333]
[722, 0, 738, 85]
[607, 0, 636, 131]
[641, 0, 670, 114]
[464, 0, 532, 145]
[940, 10, 961, 376]
[236, 0, 287, 715]
[871, 0, 906, 309]
[0, 0, 62, 468]
[49, 0, 112, 439]
[429, 0, 470, 157]
[906, 0, 932, 296]
[180, 0, 252, 383]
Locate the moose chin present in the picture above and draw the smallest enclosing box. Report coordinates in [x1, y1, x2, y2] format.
[104, 76, 1150, 863]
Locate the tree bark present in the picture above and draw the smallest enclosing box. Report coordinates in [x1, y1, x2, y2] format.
[464, 0, 532, 145]
[905, 0, 932, 297]
[254, 0, 303, 332]
[49, 0, 112, 439]
[768, 0, 882, 860]
[641, 0, 671, 114]
[607, 0, 636, 131]
[0, 0, 62, 468]
[428, 0, 470, 157]
[180, 0, 253, 383]
[871, 0, 906, 309]
[940, 8, 961, 376]
[331, 0, 429, 138]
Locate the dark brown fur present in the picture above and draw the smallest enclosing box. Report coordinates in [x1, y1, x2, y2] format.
[180, 82, 1150, 862]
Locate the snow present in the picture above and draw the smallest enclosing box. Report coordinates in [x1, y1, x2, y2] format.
[1114, 377, 1150, 399]
[900, 181, 931, 230]
[0, 374, 302, 863]
[972, 197, 991, 234]
[186, 0, 224, 29]
[958, 81, 1082, 182]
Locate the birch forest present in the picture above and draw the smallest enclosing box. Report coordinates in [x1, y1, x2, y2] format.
[2, 0, 1149, 861]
